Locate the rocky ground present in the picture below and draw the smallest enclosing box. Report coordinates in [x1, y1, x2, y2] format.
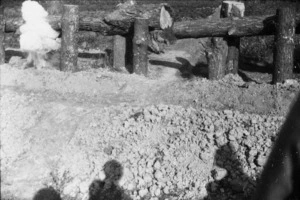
[1, 37, 300, 200]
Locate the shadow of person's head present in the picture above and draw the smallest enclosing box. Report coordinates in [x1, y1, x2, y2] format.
[89, 159, 131, 200]
[33, 187, 62, 200]
[214, 143, 242, 170]
[103, 159, 123, 184]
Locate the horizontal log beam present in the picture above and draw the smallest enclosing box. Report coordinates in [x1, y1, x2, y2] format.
[5, 14, 123, 35]
[173, 13, 300, 38]
[4, 4, 300, 38]
[4, 3, 171, 36]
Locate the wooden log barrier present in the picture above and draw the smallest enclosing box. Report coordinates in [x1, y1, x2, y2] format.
[113, 35, 127, 72]
[173, 13, 300, 39]
[60, 5, 79, 72]
[4, 6, 300, 37]
[221, 1, 245, 74]
[273, 7, 296, 83]
[133, 18, 149, 76]
[4, 3, 172, 35]
[0, 6, 5, 64]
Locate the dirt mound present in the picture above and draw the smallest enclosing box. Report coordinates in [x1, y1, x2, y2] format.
[1, 59, 299, 200]
[0, 83, 285, 200]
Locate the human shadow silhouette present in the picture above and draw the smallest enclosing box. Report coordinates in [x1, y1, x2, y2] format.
[88, 159, 132, 200]
[205, 144, 254, 200]
[5, 49, 27, 63]
[32, 187, 62, 200]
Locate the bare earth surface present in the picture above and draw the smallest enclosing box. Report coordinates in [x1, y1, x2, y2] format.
[1, 38, 300, 200]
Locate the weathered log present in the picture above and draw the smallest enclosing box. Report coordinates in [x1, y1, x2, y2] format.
[133, 18, 149, 76]
[60, 5, 79, 72]
[0, 6, 5, 64]
[4, 3, 172, 36]
[104, 3, 173, 33]
[221, 1, 245, 74]
[206, 37, 228, 80]
[173, 13, 300, 38]
[113, 35, 127, 72]
[205, 5, 227, 80]
[5, 3, 300, 37]
[273, 7, 296, 83]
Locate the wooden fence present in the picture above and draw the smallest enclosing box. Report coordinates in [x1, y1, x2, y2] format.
[0, 1, 299, 83]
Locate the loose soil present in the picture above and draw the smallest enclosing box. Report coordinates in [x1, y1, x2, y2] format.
[1, 38, 300, 200]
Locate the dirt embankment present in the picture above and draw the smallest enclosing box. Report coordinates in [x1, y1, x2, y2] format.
[1, 57, 300, 200]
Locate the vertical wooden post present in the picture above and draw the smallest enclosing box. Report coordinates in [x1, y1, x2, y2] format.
[206, 5, 227, 80]
[207, 37, 228, 80]
[221, 1, 245, 74]
[60, 5, 79, 72]
[133, 18, 149, 76]
[113, 35, 127, 72]
[273, 7, 295, 83]
[0, 6, 5, 64]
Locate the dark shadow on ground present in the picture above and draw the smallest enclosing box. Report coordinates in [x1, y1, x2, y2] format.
[5, 49, 105, 60]
[204, 144, 255, 200]
[149, 57, 208, 79]
[5, 49, 26, 63]
[89, 159, 132, 200]
[237, 70, 271, 84]
[78, 52, 105, 59]
[239, 57, 273, 74]
[239, 55, 300, 83]
[32, 187, 62, 200]
[238, 56, 274, 83]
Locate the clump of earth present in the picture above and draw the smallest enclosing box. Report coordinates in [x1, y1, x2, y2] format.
[1, 37, 300, 200]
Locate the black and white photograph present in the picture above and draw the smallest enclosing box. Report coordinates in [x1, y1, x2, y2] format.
[1, 0, 300, 199]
